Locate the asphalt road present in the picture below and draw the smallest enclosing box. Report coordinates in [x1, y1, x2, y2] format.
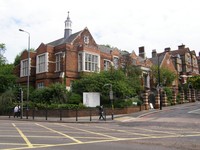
[0, 102, 200, 150]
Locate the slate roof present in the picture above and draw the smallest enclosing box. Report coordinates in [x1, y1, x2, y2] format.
[98, 45, 115, 54]
[169, 48, 190, 56]
[47, 31, 82, 46]
[149, 53, 165, 66]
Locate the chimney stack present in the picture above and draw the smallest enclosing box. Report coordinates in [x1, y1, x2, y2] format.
[164, 47, 171, 52]
[152, 49, 157, 58]
[178, 44, 185, 49]
[139, 46, 145, 58]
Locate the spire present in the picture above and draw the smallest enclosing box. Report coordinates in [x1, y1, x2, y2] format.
[64, 11, 72, 39]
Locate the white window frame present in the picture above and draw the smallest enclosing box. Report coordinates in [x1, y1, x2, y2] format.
[78, 52, 83, 71]
[104, 59, 111, 71]
[20, 58, 31, 77]
[36, 53, 48, 74]
[113, 56, 119, 69]
[37, 82, 44, 89]
[55, 52, 62, 72]
[78, 51, 100, 72]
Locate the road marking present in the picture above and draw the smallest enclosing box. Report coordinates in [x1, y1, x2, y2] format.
[132, 127, 178, 135]
[36, 123, 82, 143]
[12, 123, 33, 148]
[188, 109, 200, 114]
[56, 123, 119, 140]
[10, 132, 200, 150]
[86, 124, 153, 137]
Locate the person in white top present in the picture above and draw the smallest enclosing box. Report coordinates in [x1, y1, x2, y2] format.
[14, 105, 19, 118]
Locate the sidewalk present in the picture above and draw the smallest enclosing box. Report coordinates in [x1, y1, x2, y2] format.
[0, 102, 198, 123]
[0, 113, 117, 123]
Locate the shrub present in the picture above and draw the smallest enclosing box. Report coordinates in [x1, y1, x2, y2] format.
[163, 87, 173, 105]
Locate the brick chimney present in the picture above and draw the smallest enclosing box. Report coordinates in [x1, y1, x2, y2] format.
[152, 49, 157, 58]
[178, 44, 185, 49]
[139, 46, 145, 58]
[164, 47, 171, 52]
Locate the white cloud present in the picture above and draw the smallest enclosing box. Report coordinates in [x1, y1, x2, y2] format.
[0, 0, 200, 63]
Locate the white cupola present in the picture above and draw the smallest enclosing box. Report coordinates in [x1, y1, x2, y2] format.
[64, 11, 72, 39]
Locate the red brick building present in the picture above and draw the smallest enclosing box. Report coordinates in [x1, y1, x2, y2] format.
[16, 13, 121, 90]
[150, 49, 178, 88]
[197, 52, 200, 74]
[166, 45, 199, 84]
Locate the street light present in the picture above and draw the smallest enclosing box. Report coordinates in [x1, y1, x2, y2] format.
[19, 29, 30, 113]
[103, 83, 114, 120]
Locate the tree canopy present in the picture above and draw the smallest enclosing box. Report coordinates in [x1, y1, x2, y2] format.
[0, 43, 17, 94]
[151, 65, 177, 87]
[188, 75, 200, 89]
[0, 43, 7, 65]
[72, 67, 142, 100]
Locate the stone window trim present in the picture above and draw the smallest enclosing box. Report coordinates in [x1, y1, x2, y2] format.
[78, 51, 100, 72]
[55, 52, 63, 72]
[36, 52, 48, 74]
[20, 58, 31, 77]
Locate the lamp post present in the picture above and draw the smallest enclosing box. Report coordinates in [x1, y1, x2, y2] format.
[103, 83, 114, 120]
[19, 29, 30, 113]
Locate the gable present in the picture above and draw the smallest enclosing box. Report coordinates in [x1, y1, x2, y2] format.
[72, 27, 98, 49]
[161, 52, 177, 74]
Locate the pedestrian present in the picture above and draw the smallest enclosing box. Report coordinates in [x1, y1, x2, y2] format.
[18, 105, 21, 117]
[14, 105, 19, 118]
[99, 105, 105, 120]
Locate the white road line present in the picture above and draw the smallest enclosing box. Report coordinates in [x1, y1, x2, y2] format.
[188, 109, 200, 114]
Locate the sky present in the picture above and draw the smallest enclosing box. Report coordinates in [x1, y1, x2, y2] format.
[1, 0, 200, 63]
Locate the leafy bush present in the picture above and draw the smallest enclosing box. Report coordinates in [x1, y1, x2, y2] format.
[30, 83, 67, 104]
[32, 103, 86, 110]
[163, 87, 173, 105]
[113, 96, 143, 108]
[67, 92, 82, 104]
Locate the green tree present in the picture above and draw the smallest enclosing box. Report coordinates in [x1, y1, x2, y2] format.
[188, 75, 200, 89]
[72, 69, 141, 100]
[13, 48, 35, 66]
[151, 65, 177, 87]
[0, 64, 17, 94]
[30, 83, 67, 104]
[13, 54, 21, 66]
[0, 43, 7, 65]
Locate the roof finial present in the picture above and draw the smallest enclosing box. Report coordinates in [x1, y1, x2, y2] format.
[67, 11, 70, 19]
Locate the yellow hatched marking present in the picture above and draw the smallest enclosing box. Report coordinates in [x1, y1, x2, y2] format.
[56, 123, 119, 140]
[36, 123, 82, 143]
[12, 123, 33, 148]
[133, 127, 178, 135]
[83, 124, 153, 137]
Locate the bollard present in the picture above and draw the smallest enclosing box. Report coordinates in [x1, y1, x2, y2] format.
[32, 109, 35, 120]
[26, 109, 29, 119]
[45, 109, 48, 120]
[76, 109, 78, 121]
[60, 109, 62, 121]
[90, 109, 92, 121]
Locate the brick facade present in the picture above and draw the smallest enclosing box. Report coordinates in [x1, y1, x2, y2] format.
[16, 26, 122, 89]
